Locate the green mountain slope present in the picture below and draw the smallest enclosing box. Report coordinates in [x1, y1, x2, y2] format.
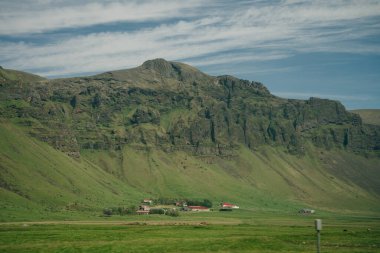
[1, 120, 379, 221]
[351, 109, 380, 126]
[85, 143, 380, 210]
[0, 66, 45, 83]
[0, 59, 379, 220]
[0, 121, 144, 221]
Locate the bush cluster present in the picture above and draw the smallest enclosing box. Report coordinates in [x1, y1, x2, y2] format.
[102, 205, 137, 216]
[149, 208, 179, 217]
[149, 208, 165, 215]
[186, 199, 212, 208]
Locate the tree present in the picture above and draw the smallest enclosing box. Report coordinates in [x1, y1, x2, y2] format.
[202, 199, 212, 208]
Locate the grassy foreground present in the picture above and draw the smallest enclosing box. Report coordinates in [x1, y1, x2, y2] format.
[0, 211, 379, 253]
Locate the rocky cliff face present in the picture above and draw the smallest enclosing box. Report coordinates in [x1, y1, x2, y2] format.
[0, 59, 379, 157]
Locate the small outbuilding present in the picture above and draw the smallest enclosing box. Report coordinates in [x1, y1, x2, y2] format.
[298, 208, 315, 215]
[220, 202, 239, 209]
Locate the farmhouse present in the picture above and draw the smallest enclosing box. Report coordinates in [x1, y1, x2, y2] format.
[136, 205, 150, 215]
[220, 202, 239, 210]
[139, 205, 151, 211]
[186, 206, 210, 211]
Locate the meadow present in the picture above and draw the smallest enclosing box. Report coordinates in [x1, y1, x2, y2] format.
[1, 210, 379, 253]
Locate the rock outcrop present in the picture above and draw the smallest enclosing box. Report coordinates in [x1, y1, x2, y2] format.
[0, 59, 379, 157]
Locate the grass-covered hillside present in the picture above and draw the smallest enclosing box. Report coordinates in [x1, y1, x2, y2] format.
[351, 109, 380, 126]
[0, 59, 379, 220]
[1, 119, 379, 221]
[0, 66, 45, 83]
[0, 121, 144, 221]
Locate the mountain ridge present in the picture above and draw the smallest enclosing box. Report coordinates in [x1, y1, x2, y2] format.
[1, 59, 379, 156]
[0, 59, 379, 220]
[1, 59, 379, 157]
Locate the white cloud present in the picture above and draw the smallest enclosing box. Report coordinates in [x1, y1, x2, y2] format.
[0, 0, 380, 77]
[184, 52, 291, 67]
[0, 0, 203, 35]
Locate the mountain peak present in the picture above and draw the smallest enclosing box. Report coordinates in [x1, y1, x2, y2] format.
[141, 58, 175, 77]
[142, 59, 212, 82]
[96, 59, 212, 85]
[142, 58, 171, 68]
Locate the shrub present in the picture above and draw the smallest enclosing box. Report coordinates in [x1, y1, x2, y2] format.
[130, 106, 160, 125]
[149, 208, 165, 215]
[154, 197, 178, 205]
[165, 208, 179, 217]
[202, 199, 213, 208]
[126, 205, 137, 215]
[186, 199, 213, 208]
[103, 208, 112, 216]
[103, 205, 137, 216]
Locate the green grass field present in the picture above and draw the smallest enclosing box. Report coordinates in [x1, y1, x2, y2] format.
[1, 211, 379, 253]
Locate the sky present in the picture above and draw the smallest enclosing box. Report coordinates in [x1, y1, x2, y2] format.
[0, 0, 380, 109]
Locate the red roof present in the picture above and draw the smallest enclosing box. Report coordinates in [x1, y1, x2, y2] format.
[222, 203, 234, 206]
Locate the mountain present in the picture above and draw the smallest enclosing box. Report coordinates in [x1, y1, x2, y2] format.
[0, 66, 46, 83]
[0, 59, 379, 220]
[351, 109, 380, 126]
